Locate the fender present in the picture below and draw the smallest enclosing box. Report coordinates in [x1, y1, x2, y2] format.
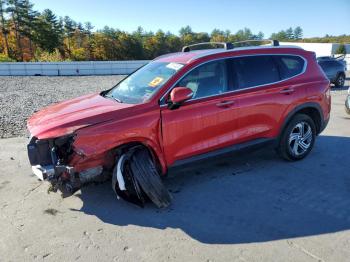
[278, 102, 325, 142]
[70, 111, 167, 174]
[70, 136, 167, 175]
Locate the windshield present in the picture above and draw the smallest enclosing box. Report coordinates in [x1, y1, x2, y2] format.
[106, 61, 184, 104]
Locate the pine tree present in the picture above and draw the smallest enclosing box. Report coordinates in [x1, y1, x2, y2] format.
[21, 0, 38, 59]
[34, 9, 63, 53]
[84, 21, 94, 59]
[285, 27, 294, 40]
[63, 16, 75, 57]
[257, 32, 264, 40]
[294, 26, 303, 40]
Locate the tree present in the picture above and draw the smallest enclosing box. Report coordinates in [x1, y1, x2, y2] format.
[294, 26, 303, 40]
[285, 27, 294, 40]
[21, 0, 39, 59]
[335, 44, 347, 55]
[0, 0, 10, 57]
[63, 16, 75, 54]
[235, 28, 253, 41]
[179, 25, 196, 45]
[257, 31, 264, 40]
[211, 28, 226, 42]
[179, 25, 192, 37]
[34, 9, 63, 53]
[194, 32, 210, 44]
[7, 0, 28, 60]
[0, 1, 347, 63]
[271, 30, 288, 41]
[83, 21, 94, 59]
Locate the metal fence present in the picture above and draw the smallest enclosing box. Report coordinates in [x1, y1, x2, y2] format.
[0, 60, 150, 76]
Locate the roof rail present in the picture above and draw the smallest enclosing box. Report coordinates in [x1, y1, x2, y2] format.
[182, 42, 234, 52]
[181, 39, 280, 53]
[232, 39, 280, 47]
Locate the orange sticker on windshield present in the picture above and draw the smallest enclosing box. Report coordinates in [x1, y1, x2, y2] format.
[149, 77, 164, 87]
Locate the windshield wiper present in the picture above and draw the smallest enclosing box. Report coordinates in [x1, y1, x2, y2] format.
[113, 97, 123, 103]
[105, 94, 123, 103]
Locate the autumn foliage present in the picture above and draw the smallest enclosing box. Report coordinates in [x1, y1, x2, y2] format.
[0, 0, 349, 62]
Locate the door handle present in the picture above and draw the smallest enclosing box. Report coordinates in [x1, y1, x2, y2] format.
[279, 88, 295, 95]
[216, 101, 235, 107]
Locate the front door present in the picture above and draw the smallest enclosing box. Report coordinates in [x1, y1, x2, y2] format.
[160, 59, 240, 166]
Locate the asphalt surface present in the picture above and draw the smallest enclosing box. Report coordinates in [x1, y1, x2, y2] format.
[0, 75, 349, 261]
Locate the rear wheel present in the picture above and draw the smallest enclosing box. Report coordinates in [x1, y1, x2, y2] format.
[277, 114, 316, 161]
[335, 73, 345, 88]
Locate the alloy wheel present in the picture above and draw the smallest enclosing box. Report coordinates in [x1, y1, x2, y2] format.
[288, 121, 312, 156]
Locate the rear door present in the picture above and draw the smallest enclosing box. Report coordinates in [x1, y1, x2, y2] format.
[160, 59, 240, 166]
[229, 55, 306, 142]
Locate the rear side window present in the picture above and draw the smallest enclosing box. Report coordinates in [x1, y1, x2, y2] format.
[232, 56, 280, 89]
[275, 55, 305, 79]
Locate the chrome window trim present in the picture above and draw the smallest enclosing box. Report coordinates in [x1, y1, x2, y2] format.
[159, 53, 307, 107]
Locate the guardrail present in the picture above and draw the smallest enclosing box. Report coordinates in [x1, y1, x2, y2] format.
[0, 61, 150, 76]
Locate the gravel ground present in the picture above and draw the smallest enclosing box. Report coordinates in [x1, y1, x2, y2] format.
[0, 75, 125, 138]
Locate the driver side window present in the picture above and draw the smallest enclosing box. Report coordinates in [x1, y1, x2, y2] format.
[176, 60, 228, 99]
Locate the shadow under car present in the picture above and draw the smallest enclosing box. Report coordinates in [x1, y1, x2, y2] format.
[72, 135, 350, 244]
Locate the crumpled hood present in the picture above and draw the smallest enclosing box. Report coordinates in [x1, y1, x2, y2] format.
[28, 93, 134, 139]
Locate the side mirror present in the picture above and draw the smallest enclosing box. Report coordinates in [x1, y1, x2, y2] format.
[168, 87, 193, 109]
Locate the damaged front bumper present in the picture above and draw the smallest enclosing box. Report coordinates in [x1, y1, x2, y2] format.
[27, 136, 172, 208]
[27, 135, 74, 181]
[27, 135, 102, 195]
[31, 164, 74, 181]
[31, 165, 55, 181]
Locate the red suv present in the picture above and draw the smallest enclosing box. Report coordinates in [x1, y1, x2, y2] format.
[27, 40, 331, 208]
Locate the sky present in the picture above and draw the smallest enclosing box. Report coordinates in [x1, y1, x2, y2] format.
[31, 0, 350, 38]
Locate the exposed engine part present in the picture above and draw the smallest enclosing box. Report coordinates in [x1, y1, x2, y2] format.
[46, 166, 76, 195]
[112, 146, 172, 208]
[27, 135, 76, 168]
[47, 165, 108, 197]
[79, 166, 103, 184]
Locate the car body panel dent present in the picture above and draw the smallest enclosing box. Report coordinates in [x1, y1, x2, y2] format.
[27, 93, 136, 139]
[71, 107, 167, 174]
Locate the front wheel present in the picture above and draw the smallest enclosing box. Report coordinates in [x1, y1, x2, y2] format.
[112, 146, 172, 208]
[277, 114, 316, 161]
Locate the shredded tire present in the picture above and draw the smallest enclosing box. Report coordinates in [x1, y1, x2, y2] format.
[129, 149, 172, 208]
[112, 147, 171, 208]
[112, 154, 146, 207]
